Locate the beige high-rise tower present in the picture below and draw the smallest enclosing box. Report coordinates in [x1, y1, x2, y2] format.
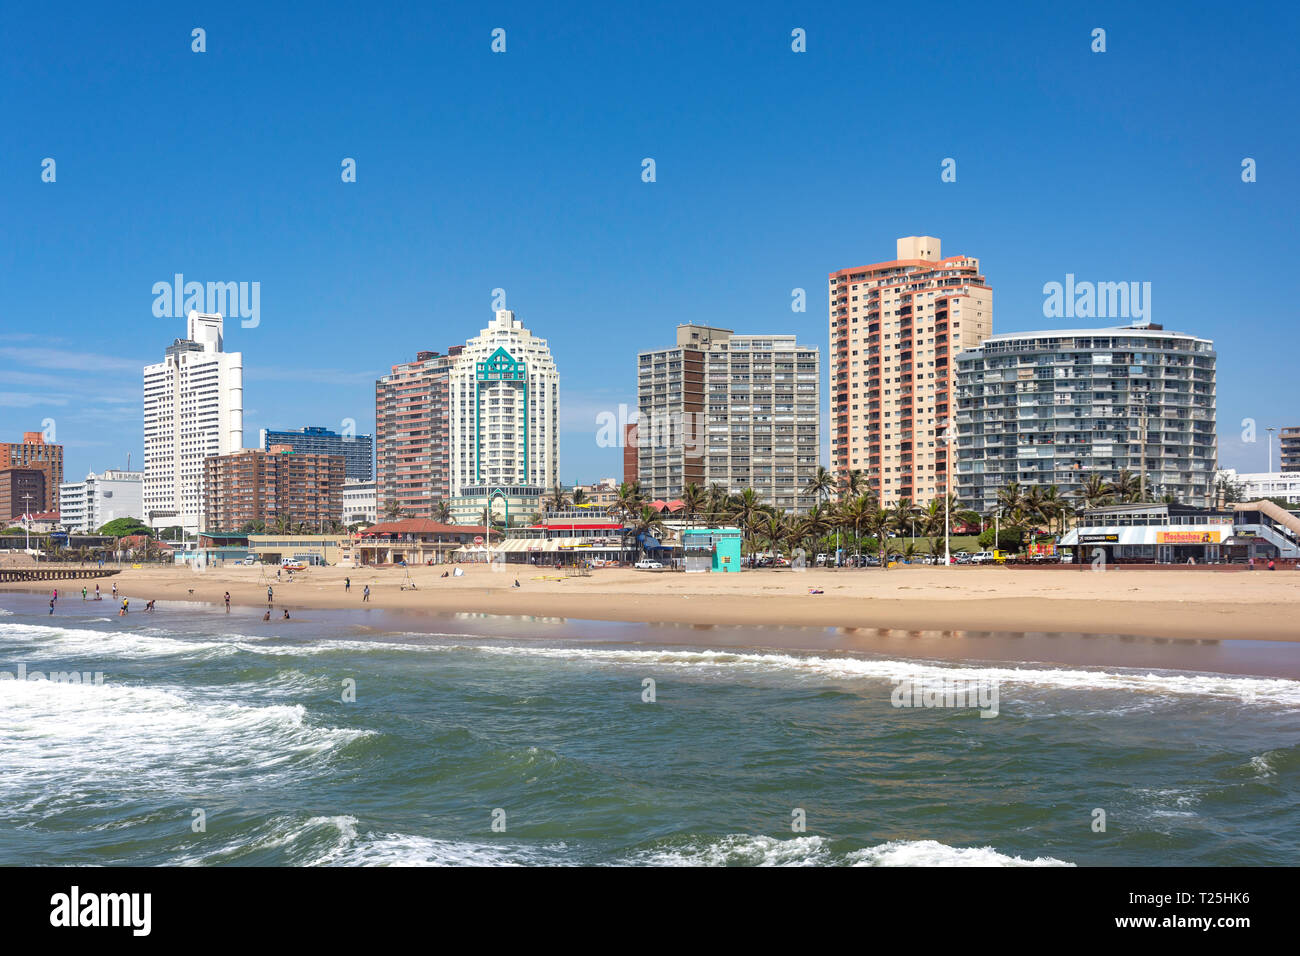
[829, 237, 992, 507]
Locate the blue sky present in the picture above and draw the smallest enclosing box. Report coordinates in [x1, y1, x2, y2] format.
[2, 1, 1297, 486]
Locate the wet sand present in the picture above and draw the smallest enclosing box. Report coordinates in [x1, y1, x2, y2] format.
[6, 562, 1299, 645]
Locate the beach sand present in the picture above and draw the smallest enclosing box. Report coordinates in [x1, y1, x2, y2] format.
[7, 563, 1299, 643]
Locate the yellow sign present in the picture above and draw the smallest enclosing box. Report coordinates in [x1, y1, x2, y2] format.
[1156, 531, 1221, 544]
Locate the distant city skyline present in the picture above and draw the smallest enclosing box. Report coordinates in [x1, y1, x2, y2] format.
[3, 2, 1296, 488]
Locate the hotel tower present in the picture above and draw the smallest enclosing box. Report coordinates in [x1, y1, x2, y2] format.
[448, 310, 560, 524]
[143, 311, 243, 533]
[829, 237, 992, 506]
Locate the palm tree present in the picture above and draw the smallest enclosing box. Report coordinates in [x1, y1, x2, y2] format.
[759, 511, 786, 565]
[1112, 469, 1142, 503]
[862, 508, 894, 569]
[804, 466, 837, 507]
[545, 482, 571, 513]
[839, 468, 868, 502]
[802, 503, 832, 546]
[629, 505, 666, 559]
[432, 500, 454, 523]
[889, 496, 917, 542]
[1022, 485, 1047, 531]
[383, 499, 404, 521]
[1075, 473, 1114, 510]
[273, 512, 292, 535]
[609, 482, 644, 562]
[572, 487, 588, 507]
[704, 483, 730, 526]
[996, 481, 1026, 523]
[729, 488, 766, 557]
[1038, 485, 1073, 534]
[680, 482, 706, 531]
[839, 493, 874, 558]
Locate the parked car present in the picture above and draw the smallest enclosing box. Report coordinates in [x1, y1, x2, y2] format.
[970, 551, 997, 564]
[634, 559, 664, 570]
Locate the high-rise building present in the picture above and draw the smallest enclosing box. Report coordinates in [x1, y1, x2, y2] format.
[0, 431, 64, 512]
[955, 324, 1217, 513]
[374, 347, 462, 519]
[637, 324, 820, 512]
[0, 468, 47, 522]
[1280, 427, 1300, 473]
[260, 426, 374, 481]
[58, 469, 144, 533]
[448, 310, 560, 524]
[829, 237, 993, 506]
[203, 445, 345, 532]
[143, 312, 243, 534]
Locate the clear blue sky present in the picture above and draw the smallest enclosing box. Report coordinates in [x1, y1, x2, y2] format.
[3, 1, 1296, 486]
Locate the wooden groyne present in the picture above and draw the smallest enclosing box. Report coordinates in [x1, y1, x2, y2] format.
[0, 568, 122, 582]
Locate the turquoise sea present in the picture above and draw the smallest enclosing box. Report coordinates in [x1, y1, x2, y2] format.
[1, 592, 1297, 866]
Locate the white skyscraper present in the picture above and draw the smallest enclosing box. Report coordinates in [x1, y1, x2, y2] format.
[143, 312, 243, 533]
[448, 310, 559, 524]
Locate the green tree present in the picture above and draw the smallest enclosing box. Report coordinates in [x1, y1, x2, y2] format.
[97, 517, 151, 538]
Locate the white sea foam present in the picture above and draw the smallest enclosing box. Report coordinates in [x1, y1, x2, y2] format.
[627, 834, 1073, 867]
[846, 839, 1074, 867]
[448, 644, 1300, 708]
[0, 675, 369, 812]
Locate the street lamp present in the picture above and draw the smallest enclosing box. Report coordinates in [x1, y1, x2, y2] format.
[1266, 426, 1277, 473]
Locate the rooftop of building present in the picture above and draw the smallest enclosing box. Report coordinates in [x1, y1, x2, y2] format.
[359, 519, 490, 537]
[969, 324, 1213, 347]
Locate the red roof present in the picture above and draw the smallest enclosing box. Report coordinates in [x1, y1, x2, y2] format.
[360, 519, 488, 537]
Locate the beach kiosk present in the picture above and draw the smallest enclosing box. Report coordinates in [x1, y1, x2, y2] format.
[682, 527, 743, 573]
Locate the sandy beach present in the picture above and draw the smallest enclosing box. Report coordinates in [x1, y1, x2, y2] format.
[7, 563, 1299, 643]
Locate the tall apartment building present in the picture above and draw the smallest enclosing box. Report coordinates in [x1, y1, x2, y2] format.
[448, 310, 560, 520]
[374, 347, 461, 519]
[58, 469, 144, 533]
[143, 312, 243, 533]
[637, 324, 820, 512]
[0, 469, 46, 522]
[0, 431, 64, 512]
[829, 237, 992, 506]
[260, 426, 374, 481]
[955, 325, 1217, 513]
[203, 445, 345, 532]
[1281, 427, 1300, 473]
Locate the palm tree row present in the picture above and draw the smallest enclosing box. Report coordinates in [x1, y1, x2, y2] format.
[604, 477, 982, 569]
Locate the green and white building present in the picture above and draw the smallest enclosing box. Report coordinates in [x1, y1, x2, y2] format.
[449, 310, 560, 525]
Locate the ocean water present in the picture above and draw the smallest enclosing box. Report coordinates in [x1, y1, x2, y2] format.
[1, 592, 1297, 866]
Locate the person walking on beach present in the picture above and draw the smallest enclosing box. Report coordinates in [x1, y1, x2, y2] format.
[95, 584, 101, 601]
[345, 577, 350, 593]
[362, 584, 370, 603]
[49, 598, 55, 615]
[82, 586, 87, 601]
[52, 588, 58, 602]
[224, 591, 231, 611]
[267, 585, 274, 604]
[1268, 558, 1276, 571]
[119, 599, 128, 616]
[1249, 557, 1256, 571]
[112, 582, 118, 599]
